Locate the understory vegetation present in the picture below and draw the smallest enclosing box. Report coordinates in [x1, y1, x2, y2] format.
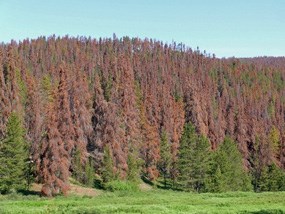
[1, 190, 285, 214]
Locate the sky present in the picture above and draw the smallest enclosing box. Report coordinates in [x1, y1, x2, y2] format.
[0, 0, 284, 58]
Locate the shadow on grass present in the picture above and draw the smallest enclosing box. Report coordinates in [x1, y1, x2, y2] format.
[141, 176, 182, 191]
[141, 175, 155, 186]
[18, 189, 41, 196]
[240, 209, 285, 214]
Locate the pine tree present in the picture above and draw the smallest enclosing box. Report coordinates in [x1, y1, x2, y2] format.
[57, 65, 75, 154]
[126, 146, 141, 182]
[39, 98, 70, 197]
[84, 157, 95, 187]
[70, 67, 93, 180]
[158, 130, 171, 188]
[177, 123, 211, 192]
[206, 164, 223, 192]
[0, 58, 11, 139]
[267, 164, 285, 191]
[102, 145, 115, 183]
[72, 148, 84, 183]
[211, 137, 252, 192]
[268, 126, 280, 160]
[0, 112, 27, 193]
[258, 163, 285, 192]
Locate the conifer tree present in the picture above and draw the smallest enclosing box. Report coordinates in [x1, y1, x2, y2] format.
[177, 123, 211, 192]
[256, 163, 285, 192]
[210, 137, 252, 192]
[0, 112, 27, 193]
[102, 145, 115, 183]
[70, 67, 93, 178]
[57, 65, 75, 154]
[158, 130, 171, 188]
[126, 145, 141, 182]
[0, 62, 10, 139]
[206, 165, 223, 192]
[84, 157, 95, 187]
[39, 97, 70, 197]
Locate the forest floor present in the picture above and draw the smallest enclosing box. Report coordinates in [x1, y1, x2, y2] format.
[0, 183, 285, 213]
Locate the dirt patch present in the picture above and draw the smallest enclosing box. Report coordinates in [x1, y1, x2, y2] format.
[139, 183, 153, 191]
[68, 184, 101, 197]
[30, 183, 101, 197]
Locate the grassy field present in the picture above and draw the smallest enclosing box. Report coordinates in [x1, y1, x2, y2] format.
[1, 189, 285, 214]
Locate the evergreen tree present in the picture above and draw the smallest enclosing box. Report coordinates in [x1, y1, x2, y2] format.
[0, 112, 27, 193]
[268, 126, 280, 159]
[84, 157, 95, 187]
[73, 149, 84, 183]
[177, 123, 211, 192]
[102, 145, 115, 183]
[206, 164, 223, 192]
[258, 163, 285, 192]
[126, 150, 141, 182]
[39, 100, 70, 197]
[210, 137, 252, 192]
[158, 130, 171, 188]
[126, 140, 142, 183]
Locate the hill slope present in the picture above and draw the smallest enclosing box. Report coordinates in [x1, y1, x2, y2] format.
[1, 36, 285, 192]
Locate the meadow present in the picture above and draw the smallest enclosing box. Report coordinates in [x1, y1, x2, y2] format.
[0, 190, 285, 214]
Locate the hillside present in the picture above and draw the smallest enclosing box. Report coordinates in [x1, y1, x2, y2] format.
[1, 36, 285, 195]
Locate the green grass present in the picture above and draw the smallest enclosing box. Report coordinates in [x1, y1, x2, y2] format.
[0, 190, 285, 213]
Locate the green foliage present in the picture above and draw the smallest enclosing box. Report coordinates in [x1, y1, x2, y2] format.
[72, 150, 95, 187]
[178, 123, 212, 192]
[258, 164, 285, 192]
[273, 71, 285, 92]
[173, 88, 182, 102]
[102, 146, 115, 183]
[206, 164, 223, 193]
[84, 158, 95, 187]
[209, 68, 218, 81]
[241, 72, 253, 87]
[72, 149, 84, 183]
[127, 150, 141, 183]
[134, 80, 143, 110]
[15, 68, 28, 107]
[41, 74, 53, 102]
[268, 126, 280, 157]
[208, 137, 252, 192]
[0, 113, 27, 194]
[102, 75, 113, 102]
[268, 100, 275, 118]
[158, 130, 171, 188]
[104, 180, 139, 192]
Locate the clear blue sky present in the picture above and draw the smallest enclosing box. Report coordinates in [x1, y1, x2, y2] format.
[0, 0, 284, 58]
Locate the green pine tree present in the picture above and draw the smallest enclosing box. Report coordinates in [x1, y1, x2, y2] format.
[84, 157, 95, 187]
[158, 130, 171, 188]
[102, 145, 115, 183]
[73, 149, 84, 183]
[127, 151, 141, 183]
[258, 163, 285, 192]
[0, 113, 27, 193]
[206, 164, 223, 192]
[177, 123, 211, 192]
[211, 137, 252, 192]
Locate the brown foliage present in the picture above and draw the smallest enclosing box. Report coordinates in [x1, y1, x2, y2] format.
[1, 36, 285, 186]
[39, 96, 70, 196]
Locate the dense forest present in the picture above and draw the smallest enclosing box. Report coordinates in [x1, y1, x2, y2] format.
[1, 35, 285, 196]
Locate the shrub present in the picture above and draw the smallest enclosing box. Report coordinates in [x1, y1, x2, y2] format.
[104, 180, 139, 192]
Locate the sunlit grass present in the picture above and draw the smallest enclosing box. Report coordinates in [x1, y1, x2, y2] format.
[0, 190, 285, 213]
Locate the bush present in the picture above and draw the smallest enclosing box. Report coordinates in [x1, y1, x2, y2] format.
[104, 180, 139, 192]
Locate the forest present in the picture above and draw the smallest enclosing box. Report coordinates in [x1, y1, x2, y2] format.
[1, 35, 285, 197]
